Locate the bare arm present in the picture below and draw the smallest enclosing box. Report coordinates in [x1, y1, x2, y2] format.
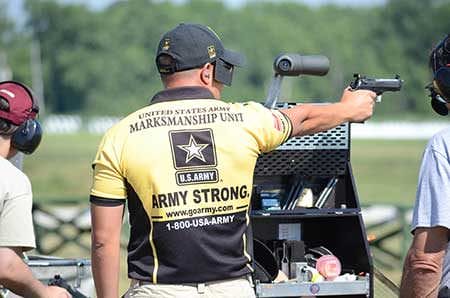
[0, 247, 47, 297]
[0, 247, 70, 298]
[400, 227, 449, 298]
[280, 88, 376, 137]
[91, 203, 124, 298]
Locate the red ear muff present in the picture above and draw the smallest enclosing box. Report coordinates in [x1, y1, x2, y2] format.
[11, 119, 42, 154]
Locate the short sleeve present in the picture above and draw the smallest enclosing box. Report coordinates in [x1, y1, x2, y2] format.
[411, 145, 450, 232]
[0, 178, 35, 250]
[241, 102, 292, 153]
[90, 127, 127, 199]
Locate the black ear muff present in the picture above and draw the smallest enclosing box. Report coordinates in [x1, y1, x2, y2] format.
[214, 59, 234, 86]
[434, 67, 450, 100]
[11, 119, 42, 154]
[431, 97, 449, 116]
[427, 68, 450, 116]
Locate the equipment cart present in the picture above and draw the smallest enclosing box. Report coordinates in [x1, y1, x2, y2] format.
[250, 54, 373, 297]
[251, 121, 372, 297]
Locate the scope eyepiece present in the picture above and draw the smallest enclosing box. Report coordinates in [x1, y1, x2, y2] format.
[277, 59, 292, 72]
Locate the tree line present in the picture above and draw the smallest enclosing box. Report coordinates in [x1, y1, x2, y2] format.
[0, 0, 449, 118]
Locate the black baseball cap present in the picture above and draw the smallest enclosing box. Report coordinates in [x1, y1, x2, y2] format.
[156, 23, 245, 74]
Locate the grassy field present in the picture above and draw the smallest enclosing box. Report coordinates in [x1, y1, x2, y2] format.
[351, 139, 426, 206]
[21, 133, 427, 295]
[23, 133, 427, 207]
[23, 133, 102, 202]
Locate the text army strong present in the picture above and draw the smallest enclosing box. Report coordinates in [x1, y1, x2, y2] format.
[142, 104, 251, 226]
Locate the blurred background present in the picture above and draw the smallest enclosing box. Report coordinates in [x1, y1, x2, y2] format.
[1, 0, 450, 296]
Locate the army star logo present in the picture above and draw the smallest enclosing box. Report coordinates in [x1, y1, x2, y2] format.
[169, 129, 217, 169]
[177, 134, 209, 163]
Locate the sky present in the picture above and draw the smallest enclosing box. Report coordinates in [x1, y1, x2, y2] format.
[7, 0, 387, 18]
[64, 0, 387, 9]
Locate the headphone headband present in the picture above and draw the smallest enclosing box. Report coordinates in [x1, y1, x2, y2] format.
[427, 34, 450, 116]
[430, 34, 450, 73]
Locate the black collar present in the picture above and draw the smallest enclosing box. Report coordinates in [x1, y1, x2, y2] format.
[150, 86, 215, 104]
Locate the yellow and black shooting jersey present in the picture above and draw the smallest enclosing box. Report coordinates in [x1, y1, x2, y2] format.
[90, 87, 292, 284]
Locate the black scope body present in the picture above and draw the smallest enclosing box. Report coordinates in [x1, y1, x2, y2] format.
[273, 53, 330, 77]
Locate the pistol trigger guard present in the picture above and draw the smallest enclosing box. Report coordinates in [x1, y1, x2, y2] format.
[376, 95, 382, 103]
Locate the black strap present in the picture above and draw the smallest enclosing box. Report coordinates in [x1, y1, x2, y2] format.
[90, 195, 126, 207]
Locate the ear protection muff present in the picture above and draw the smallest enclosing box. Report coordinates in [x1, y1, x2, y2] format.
[434, 67, 450, 100]
[11, 119, 42, 154]
[156, 53, 235, 86]
[0, 81, 42, 154]
[427, 34, 450, 116]
[214, 59, 234, 86]
[431, 95, 449, 116]
[427, 80, 449, 116]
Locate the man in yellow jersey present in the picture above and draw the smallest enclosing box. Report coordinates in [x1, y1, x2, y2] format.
[90, 23, 376, 298]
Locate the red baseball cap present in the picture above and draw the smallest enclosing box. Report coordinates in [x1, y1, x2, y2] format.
[0, 81, 38, 125]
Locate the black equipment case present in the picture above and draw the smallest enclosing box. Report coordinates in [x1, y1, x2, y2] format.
[250, 108, 373, 298]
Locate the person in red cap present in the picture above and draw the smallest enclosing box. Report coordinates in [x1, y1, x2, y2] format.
[0, 81, 70, 298]
[90, 23, 376, 298]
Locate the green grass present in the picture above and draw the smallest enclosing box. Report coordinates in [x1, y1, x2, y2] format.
[23, 133, 427, 210]
[23, 133, 102, 202]
[351, 139, 427, 207]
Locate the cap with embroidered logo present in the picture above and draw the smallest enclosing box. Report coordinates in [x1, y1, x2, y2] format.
[156, 23, 245, 74]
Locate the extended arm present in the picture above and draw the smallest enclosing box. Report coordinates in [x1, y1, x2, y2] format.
[280, 88, 376, 137]
[91, 203, 124, 298]
[0, 247, 46, 297]
[400, 226, 449, 298]
[0, 247, 70, 298]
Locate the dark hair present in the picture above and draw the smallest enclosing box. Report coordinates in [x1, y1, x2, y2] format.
[0, 97, 18, 135]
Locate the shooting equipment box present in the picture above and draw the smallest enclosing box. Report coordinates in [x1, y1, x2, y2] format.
[251, 103, 372, 297]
